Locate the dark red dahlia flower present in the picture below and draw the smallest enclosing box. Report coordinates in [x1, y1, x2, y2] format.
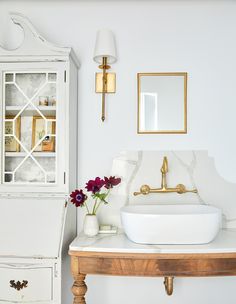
[70, 189, 87, 207]
[104, 176, 121, 189]
[85, 177, 105, 194]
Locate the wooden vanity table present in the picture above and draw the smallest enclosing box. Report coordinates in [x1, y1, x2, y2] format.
[69, 230, 236, 303]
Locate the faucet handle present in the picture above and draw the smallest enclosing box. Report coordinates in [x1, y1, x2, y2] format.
[176, 184, 198, 194]
[133, 185, 150, 196]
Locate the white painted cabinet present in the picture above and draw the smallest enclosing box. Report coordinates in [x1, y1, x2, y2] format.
[0, 266, 52, 302]
[0, 63, 67, 193]
[0, 13, 79, 303]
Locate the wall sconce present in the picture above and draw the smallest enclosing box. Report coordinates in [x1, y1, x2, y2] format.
[93, 29, 117, 122]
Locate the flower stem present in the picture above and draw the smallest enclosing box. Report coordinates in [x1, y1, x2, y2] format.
[92, 198, 98, 215]
[94, 200, 102, 214]
[84, 202, 90, 214]
[94, 189, 111, 214]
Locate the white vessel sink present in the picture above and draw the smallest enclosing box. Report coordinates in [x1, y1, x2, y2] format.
[121, 204, 222, 245]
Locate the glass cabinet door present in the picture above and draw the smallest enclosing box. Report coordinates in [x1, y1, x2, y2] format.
[3, 71, 59, 185]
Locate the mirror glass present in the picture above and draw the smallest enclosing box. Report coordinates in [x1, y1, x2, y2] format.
[138, 73, 187, 134]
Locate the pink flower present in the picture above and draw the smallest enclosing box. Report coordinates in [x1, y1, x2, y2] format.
[104, 176, 121, 189]
[70, 189, 87, 207]
[85, 177, 105, 194]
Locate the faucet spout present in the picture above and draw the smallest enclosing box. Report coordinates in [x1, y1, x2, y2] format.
[161, 156, 168, 189]
[161, 156, 168, 174]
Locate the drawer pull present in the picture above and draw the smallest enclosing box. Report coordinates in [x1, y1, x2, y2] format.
[9, 280, 28, 291]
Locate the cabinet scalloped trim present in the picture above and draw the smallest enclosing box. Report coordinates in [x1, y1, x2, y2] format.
[0, 13, 80, 67]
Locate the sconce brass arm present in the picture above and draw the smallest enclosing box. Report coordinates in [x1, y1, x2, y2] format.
[133, 156, 198, 196]
[100, 57, 110, 122]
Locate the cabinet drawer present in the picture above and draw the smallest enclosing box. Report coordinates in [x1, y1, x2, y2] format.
[0, 266, 52, 302]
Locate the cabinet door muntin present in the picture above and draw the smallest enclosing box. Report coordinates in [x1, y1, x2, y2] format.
[2, 67, 63, 187]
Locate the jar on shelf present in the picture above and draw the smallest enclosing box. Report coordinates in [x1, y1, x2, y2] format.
[39, 96, 49, 106]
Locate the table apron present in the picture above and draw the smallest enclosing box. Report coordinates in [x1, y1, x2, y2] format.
[71, 256, 236, 277]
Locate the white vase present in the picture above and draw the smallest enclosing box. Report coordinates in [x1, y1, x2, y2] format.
[83, 214, 99, 237]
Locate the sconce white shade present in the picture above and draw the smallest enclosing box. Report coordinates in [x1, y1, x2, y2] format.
[93, 29, 117, 64]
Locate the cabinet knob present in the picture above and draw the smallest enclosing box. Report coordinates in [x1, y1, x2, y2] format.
[9, 280, 28, 291]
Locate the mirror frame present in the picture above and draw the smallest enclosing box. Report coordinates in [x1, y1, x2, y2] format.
[137, 72, 187, 134]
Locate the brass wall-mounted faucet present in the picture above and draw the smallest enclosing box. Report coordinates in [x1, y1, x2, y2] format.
[133, 156, 198, 196]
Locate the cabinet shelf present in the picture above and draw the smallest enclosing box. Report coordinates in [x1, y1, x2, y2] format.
[5, 106, 56, 116]
[5, 152, 56, 157]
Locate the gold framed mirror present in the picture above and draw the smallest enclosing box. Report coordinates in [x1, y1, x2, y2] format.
[137, 73, 187, 134]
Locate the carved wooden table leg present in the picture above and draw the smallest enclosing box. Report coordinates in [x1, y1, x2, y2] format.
[72, 274, 87, 304]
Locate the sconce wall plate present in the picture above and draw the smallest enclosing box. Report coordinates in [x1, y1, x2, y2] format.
[95, 73, 116, 93]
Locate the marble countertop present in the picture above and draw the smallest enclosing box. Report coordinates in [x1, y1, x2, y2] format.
[69, 229, 236, 254]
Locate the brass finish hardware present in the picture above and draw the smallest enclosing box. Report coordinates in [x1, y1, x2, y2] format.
[101, 57, 107, 122]
[95, 57, 116, 122]
[133, 156, 198, 196]
[96, 73, 116, 93]
[10, 280, 28, 291]
[164, 276, 174, 296]
[161, 156, 168, 189]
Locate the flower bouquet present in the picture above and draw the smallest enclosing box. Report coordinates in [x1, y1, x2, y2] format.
[70, 176, 121, 236]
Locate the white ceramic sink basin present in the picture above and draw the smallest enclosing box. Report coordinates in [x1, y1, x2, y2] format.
[121, 204, 222, 245]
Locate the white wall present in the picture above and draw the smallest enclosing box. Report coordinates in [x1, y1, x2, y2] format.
[1, 1, 236, 303]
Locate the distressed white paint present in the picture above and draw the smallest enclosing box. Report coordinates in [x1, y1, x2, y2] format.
[0, 197, 66, 257]
[0, 258, 61, 304]
[0, 13, 78, 304]
[0, 12, 79, 67]
[0, 266, 52, 302]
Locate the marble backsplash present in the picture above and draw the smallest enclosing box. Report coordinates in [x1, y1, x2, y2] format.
[100, 151, 236, 229]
